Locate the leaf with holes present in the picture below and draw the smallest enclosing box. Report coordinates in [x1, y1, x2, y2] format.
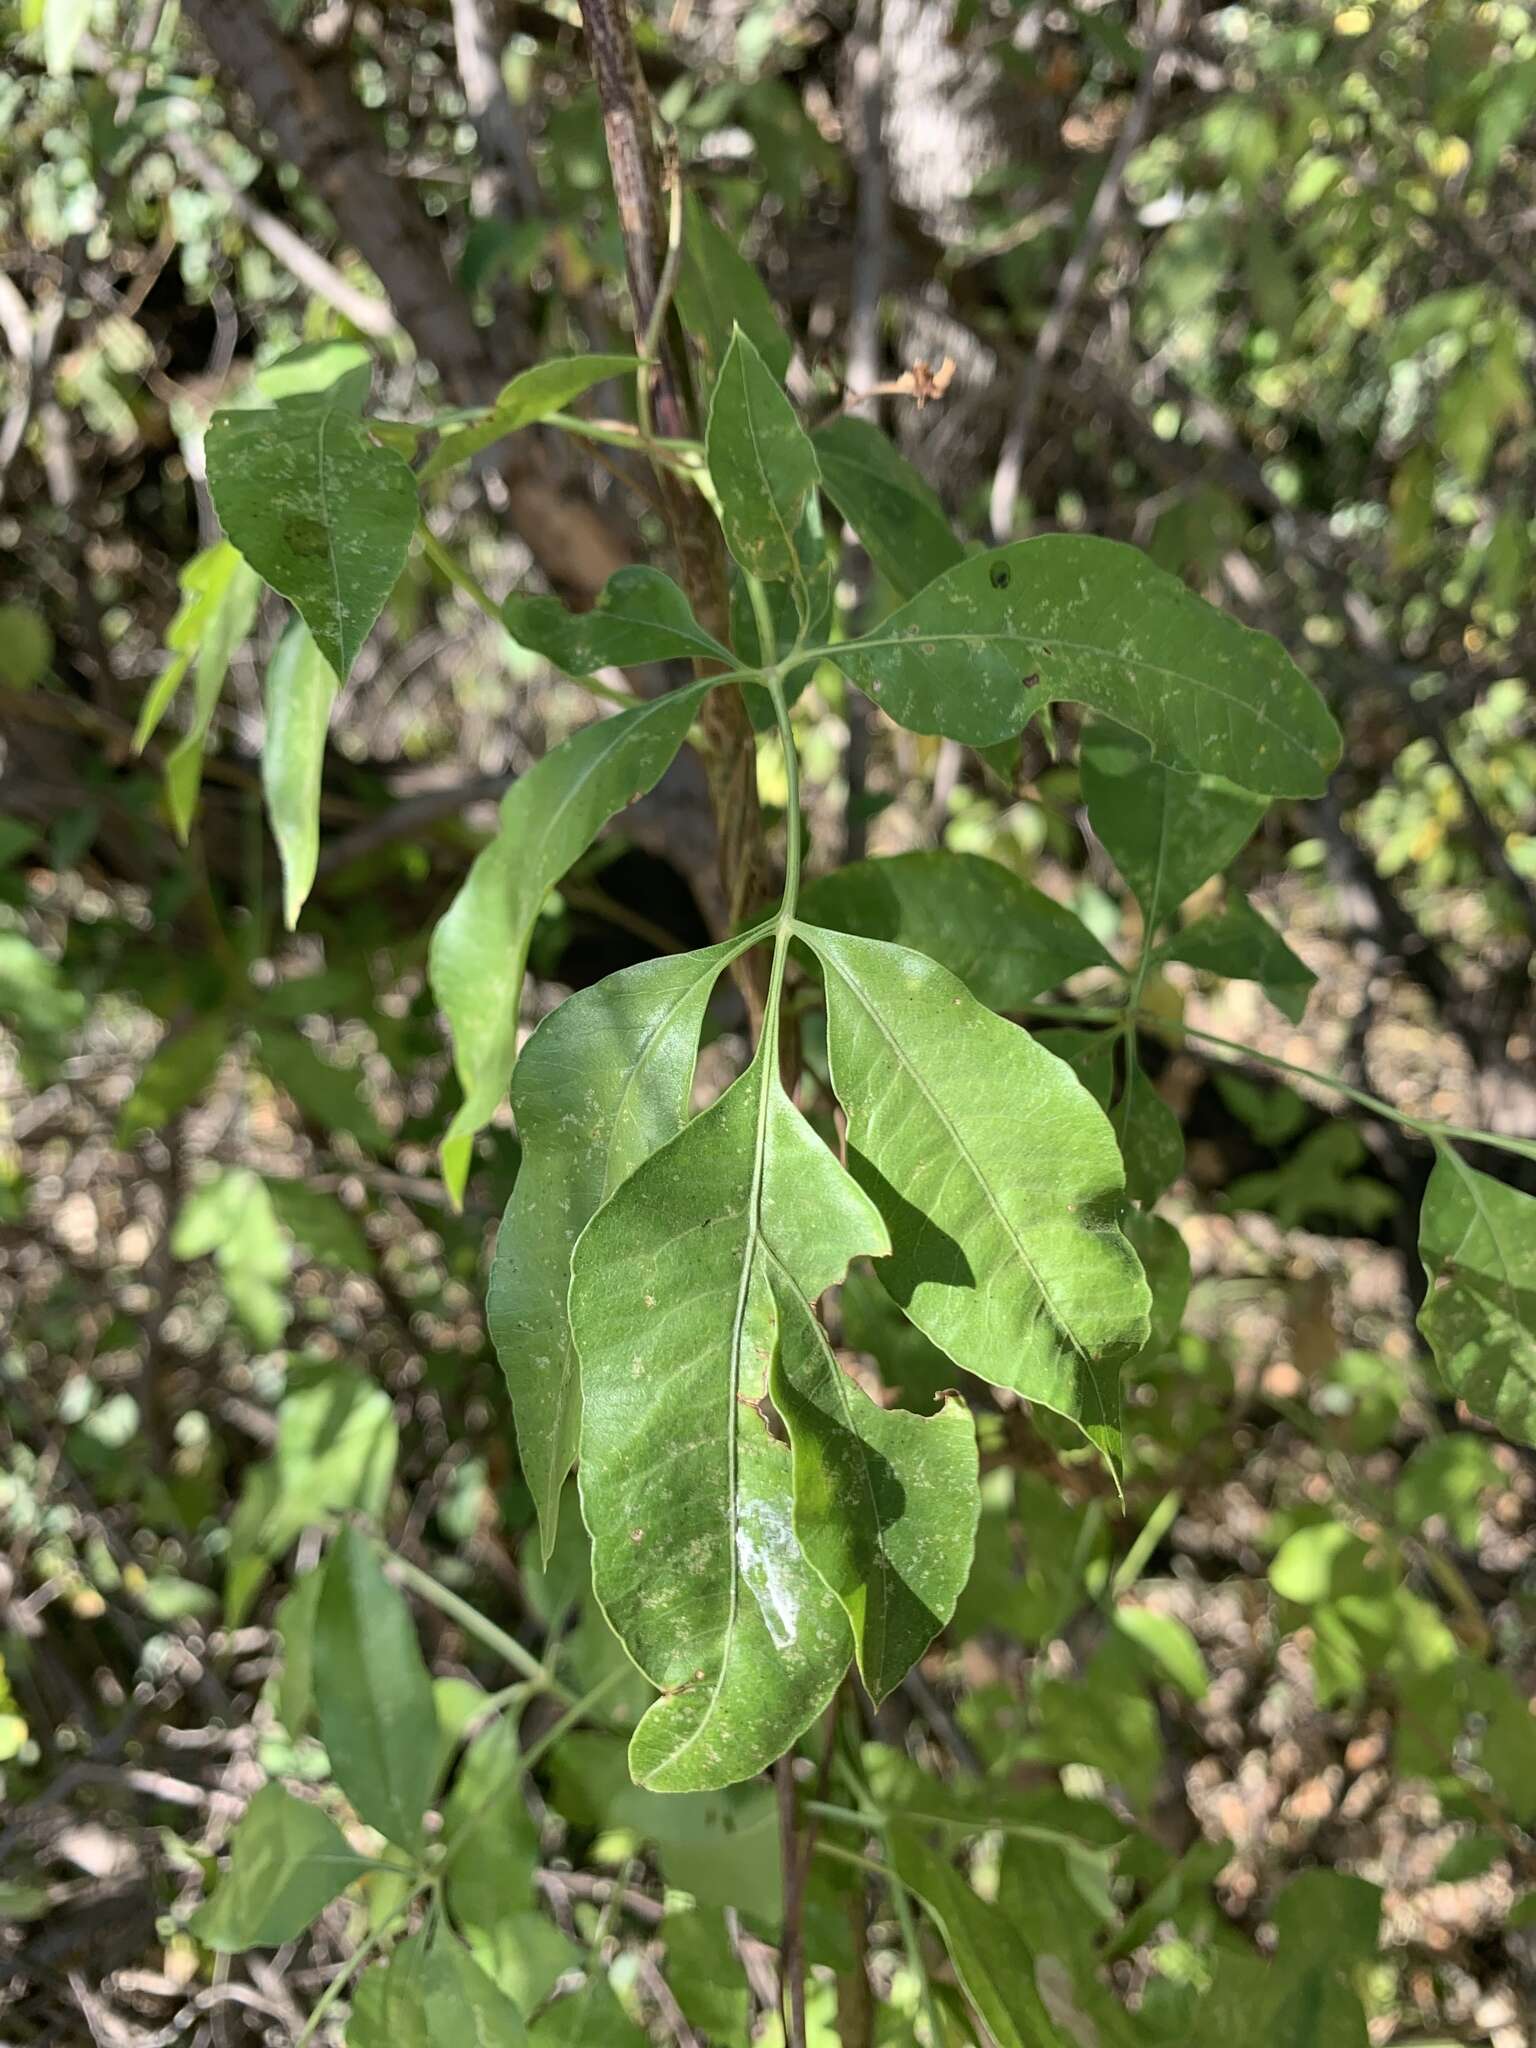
[205, 396, 418, 683]
[799, 924, 1149, 1470]
[835, 537, 1339, 786]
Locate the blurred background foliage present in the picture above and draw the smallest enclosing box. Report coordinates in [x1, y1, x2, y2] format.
[2, 0, 1535, 2042]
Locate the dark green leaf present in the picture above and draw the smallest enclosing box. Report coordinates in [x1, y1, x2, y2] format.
[1164, 894, 1317, 1023]
[811, 414, 964, 599]
[888, 1826, 1062, 2048]
[428, 683, 713, 1201]
[1418, 1149, 1536, 1445]
[420, 355, 640, 481]
[489, 936, 753, 1562]
[675, 193, 791, 383]
[1112, 1056, 1185, 1205]
[116, 1015, 228, 1144]
[346, 1929, 530, 2046]
[262, 620, 338, 931]
[205, 398, 418, 682]
[315, 1526, 439, 1853]
[800, 851, 1113, 1009]
[256, 1027, 386, 1150]
[264, 1177, 375, 1272]
[836, 538, 1339, 788]
[190, 1783, 368, 1952]
[441, 1717, 540, 1992]
[503, 568, 732, 677]
[801, 924, 1150, 1469]
[706, 328, 820, 587]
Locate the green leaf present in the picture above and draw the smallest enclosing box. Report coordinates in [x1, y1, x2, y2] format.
[420, 355, 640, 481]
[1163, 894, 1316, 1023]
[675, 193, 791, 384]
[262, 620, 338, 930]
[772, 1277, 977, 1701]
[116, 1015, 228, 1144]
[503, 568, 733, 677]
[1111, 1606, 1209, 1699]
[0, 603, 53, 689]
[800, 925, 1150, 1470]
[43, 0, 90, 76]
[1080, 719, 1270, 928]
[706, 328, 820, 587]
[662, 1912, 750, 2043]
[888, 1827, 1062, 2048]
[1230, 1123, 1398, 1231]
[138, 542, 262, 840]
[1418, 1149, 1536, 1446]
[256, 1027, 386, 1150]
[835, 537, 1339, 787]
[1112, 1055, 1185, 1206]
[257, 341, 373, 409]
[315, 1526, 439, 1852]
[428, 684, 713, 1202]
[346, 1930, 530, 2046]
[810, 414, 964, 600]
[205, 397, 418, 682]
[274, 1572, 322, 1736]
[800, 851, 1113, 1010]
[570, 1032, 878, 1790]
[171, 1167, 291, 1348]
[1394, 1434, 1501, 1546]
[489, 936, 754, 1563]
[264, 1177, 375, 1272]
[441, 1718, 540, 1993]
[190, 1783, 368, 1952]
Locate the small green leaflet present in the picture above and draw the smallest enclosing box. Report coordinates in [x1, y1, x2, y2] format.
[771, 1274, 978, 1701]
[571, 1019, 878, 1791]
[706, 328, 820, 587]
[503, 568, 733, 677]
[1080, 720, 1269, 929]
[190, 1783, 368, 1952]
[1418, 1148, 1536, 1446]
[440, 1718, 540, 1995]
[675, 193, 792, 384]
[428, 683, 713, 1203]
[835, 536, 1340, 787]
[135, 542, 262, 842]
[262, 620, 338, 929]
[1163, 893, 1317, 1023]
[419, 354, 641, 482]
[811, 413, 965, 599]
[800, 924, 1150, 1470]
[206, 396, 418, 682]
[314, 1526, 440, 1853]
[489, 934, 758, 1562]
[800, 850, 1113, 1010]
[345, 1928, 529, 2046]
[1112, 1055, 1185, 1205]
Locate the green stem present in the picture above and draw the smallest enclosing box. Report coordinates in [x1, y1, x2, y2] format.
[1111, 1488, 1181, 1599]
[380, 1546, 583, 1708]
[295, 1893, 418, 2048]
[889, 1861, 946, 2048]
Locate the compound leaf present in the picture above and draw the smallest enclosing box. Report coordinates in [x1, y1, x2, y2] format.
[570, 1035, 881, 1791]
[489, 936, 756, 1563]
[429, 684, 713, 1202]
[205, 397, 417, 682]
[835, 537, 1339, 788]
[799, 925, 1149, 1470]
[1419, 1149, 1536, 1446]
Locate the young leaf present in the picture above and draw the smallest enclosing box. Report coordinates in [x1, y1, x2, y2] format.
[503, 568, 733, 677]
[799, 925, 1150, 1468]
[428, 683, 714, 1202]
[489, 936, 757, 1563]
[706, 328, 820, 586]
[811, 414, 964, 599]
[800, 851, 1113, 1010]
[419, 354, 641, 481]
[262, 620, 338, 930]
[835, 537, 1340, 789]
[770, 1273, 978, 1700]
[570, 1041, 881, 1790]
[1163, 893, 1317, 1023]
[1418, 1149, 1536, 1446]
[315, 1526, 439, 1853]
[134, 541, 261, 754]
[205, 396, 418, 682]
[1080, 720, 1269, 929]
[190, 1782, 368, 1952]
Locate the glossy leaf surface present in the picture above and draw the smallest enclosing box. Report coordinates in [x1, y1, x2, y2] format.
[206, 398, 417, 683]
[571, 1037, 880, 1790]
[488, 936, 754, 1562]
[315, 1526, 439, 1851]
[1418, 1149, 1536, 1445]
[836, 536, 1339, 787]
[801, 924, 1149, 1467]
[262, 620, 338, 930]
[800, 850, 1112, 1009]
[502, 568, 732, 677]
[771, 1273, 978, 1700]
[428, 684, 712, 1201]
[706, 328, 820, 586]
